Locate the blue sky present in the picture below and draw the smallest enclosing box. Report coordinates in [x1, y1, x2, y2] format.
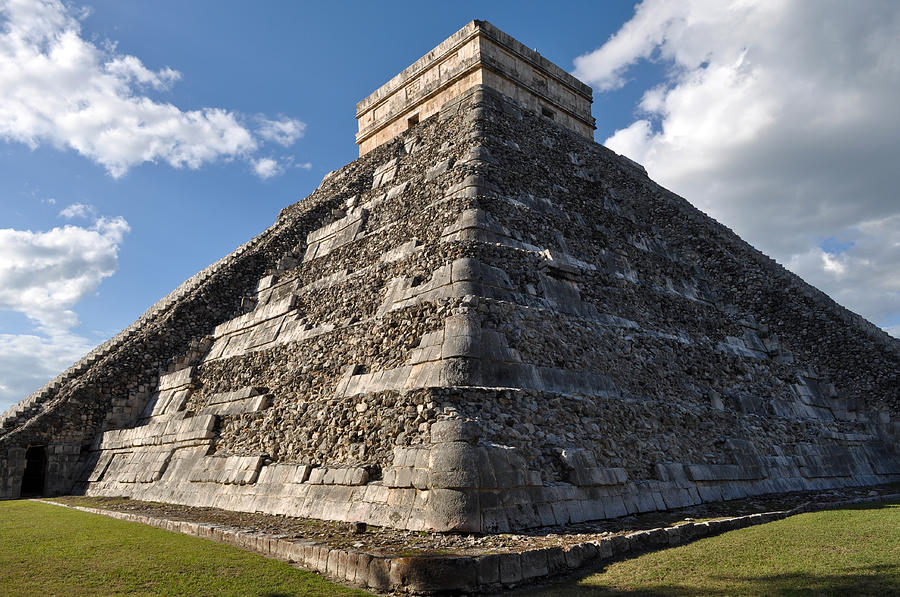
[2, 0, 899, 411]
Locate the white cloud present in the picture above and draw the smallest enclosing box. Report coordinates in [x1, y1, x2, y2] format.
[58, 202, 95, 219]
[104, 55, 181, 90]
[0, 211, 129, 411]
[257, 116, 306, 146]
[0, 329, 94, 411]
[252, 157, 281, 180]
[885, 325, 900, 339]
[252, 156, 311, 179]
[577, 0, 900, 329]
[0, 215, 129, 331]
[785, 215, 900, 326]
[0, 0, 305, 178]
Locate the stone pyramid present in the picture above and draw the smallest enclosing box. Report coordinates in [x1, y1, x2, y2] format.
[1, 21, 897, 534]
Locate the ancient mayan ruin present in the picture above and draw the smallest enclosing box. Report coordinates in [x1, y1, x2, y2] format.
[2, 20, 898, 536]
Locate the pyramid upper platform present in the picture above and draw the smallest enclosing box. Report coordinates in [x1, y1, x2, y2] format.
[355, 20, 595, 155]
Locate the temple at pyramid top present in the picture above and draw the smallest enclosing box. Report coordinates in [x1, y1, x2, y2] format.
[355, 20, 596, 155]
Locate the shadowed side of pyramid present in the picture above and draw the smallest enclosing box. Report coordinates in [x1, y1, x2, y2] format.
[0, 21, 897, 535]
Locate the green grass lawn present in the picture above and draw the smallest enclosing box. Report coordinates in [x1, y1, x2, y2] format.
[516, 501, 900, 596]
[0, 500, 372, 597]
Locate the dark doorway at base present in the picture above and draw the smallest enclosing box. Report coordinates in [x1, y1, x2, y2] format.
[20, 446, 47, 497]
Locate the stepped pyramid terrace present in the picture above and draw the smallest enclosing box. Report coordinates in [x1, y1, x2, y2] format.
[1, 20, 897, 540]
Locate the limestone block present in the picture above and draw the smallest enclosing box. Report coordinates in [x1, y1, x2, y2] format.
[346, 468, 369, 486]
[425, 158, 454, 182]
[308, 468, 326, 484]
[520, 549, 550, 579]
[624, 488, 658, 514]
[428, 442, 476, 473]
[307, 211, 359, 246]
[378, 238, 421, 264]
[564, 544, 597, 574]
[390, 556, 477, 593]
[655, 463, 690, 485]
[685, 464, 765, 482]
[188, 455, 264, 485]
[371, 158, 398, 189]
[86, 453, 114, 482]
[213, 295, 300, 338]
[430, 419, 481, 444]
[159, 367, 195, 391]
[499, 553, 523, 585]
[441, 208, 506, 238]
[256, 275, 277, 292]
[428, 469, 480, 489]
[367, 557, 391, 591]
[474, 553, 502, 586]
[424, 488, 480, 532]
[347, 552, 371, 585]
[450, 258, 513, 289]
[647, 527, 670, 547]
[386, 181, 410, 201]
[602, 495, 628, 518]
[625, 530, 651, 552]
[201, 394, 272, 417]
[660, 487, 698, 509]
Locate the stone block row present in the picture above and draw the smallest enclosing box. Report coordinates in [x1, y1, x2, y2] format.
[384, 443, 542, 491]
[143, 388, 192, 419]
[213, 295, 301, 338]
[97, 414, 216, 450]
[188, 455, 265, 485]
[303, 208, 367, 262]
[158, 367, 196, 391]
[307, 466, 369, 486]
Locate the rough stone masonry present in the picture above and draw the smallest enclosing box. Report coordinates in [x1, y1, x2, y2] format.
[1, 20, 898, 535]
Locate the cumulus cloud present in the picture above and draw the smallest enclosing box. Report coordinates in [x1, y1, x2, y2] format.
[252, 157, 281, 180]
[252, 156, 313, 179]
[104, 55, 181, 90]
[0, 212, 129, 410]
[0, 329, 92, 410]
[785, 215, 900, 327]
[0, 215, 129, 331]
[0, 0, 305, 178]
[576, 0, 900, 335]
[58, 202, 95, 219]
[257, 116, 306, 146]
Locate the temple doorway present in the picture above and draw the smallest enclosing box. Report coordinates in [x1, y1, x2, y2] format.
[20, 446, 47, 497]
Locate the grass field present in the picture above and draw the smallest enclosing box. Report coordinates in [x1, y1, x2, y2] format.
[0, 499, 371, 596]
[515, 501, 900, 596]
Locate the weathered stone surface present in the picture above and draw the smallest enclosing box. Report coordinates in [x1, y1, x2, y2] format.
[391, 555, 477, 593]
[0, 22, 896, 546]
